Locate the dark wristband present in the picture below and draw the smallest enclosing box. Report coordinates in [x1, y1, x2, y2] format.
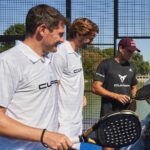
[40, 129, 49, 148]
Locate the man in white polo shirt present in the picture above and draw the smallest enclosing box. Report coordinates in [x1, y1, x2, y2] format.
[52, 18, 99, 149]
[0, 4, 72, 150]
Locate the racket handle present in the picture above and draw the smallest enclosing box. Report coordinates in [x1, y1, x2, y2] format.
[70, 136, 96, 144]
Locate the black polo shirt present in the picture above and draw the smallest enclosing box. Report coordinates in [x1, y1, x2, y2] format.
[94, 58, 137, 116]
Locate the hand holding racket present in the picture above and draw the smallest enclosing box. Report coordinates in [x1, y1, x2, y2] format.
[132, 84, 150, 100]
[71, 110, 141, 148]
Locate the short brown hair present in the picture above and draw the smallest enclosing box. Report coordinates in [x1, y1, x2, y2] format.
[25, 4, 68, 36]
[68, 17, 99, 39]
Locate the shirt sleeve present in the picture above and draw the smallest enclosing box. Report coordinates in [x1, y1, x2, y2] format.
[93, 60, 106, 82]
[52, 52, 66, 80]
[0, 58, 19, 107]
[131, 65, 138, 86]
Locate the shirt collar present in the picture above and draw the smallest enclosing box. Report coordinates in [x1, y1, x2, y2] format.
[65, 41, 80, 56]
[65, 41, 75, 53]
[17, 41, 50, 64]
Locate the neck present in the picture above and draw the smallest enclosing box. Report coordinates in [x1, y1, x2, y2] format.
[23, 37, 44, 57]
[68, 39, 79, 52]
[114, 55, 126, 64]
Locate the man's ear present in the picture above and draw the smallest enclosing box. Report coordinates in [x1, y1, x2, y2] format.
[36, 24, 47, 37]
[118, 46, 122, 53]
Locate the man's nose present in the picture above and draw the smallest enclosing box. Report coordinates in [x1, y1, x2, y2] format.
[59, 37, 64, 43]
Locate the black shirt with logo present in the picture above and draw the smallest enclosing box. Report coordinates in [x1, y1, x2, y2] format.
[94, 58, 138, 116]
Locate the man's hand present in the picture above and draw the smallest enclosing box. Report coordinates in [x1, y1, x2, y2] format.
[43, 131, 72, 150]
[114, 94, 130, 105]
[83, 96, 87, 107]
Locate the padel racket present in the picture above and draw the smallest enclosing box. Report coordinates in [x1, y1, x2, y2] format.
[134, 84, 150, 100]
[71, 110, 141, 148]
[127, 84, 150, 110]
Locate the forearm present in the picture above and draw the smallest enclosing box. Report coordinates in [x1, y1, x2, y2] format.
[92, 81, 130, 104]
[131, 85, 137, 98]
[0, 107, 42, 142]
[92, 85, 118, 99]
[0, 107, 72, 149]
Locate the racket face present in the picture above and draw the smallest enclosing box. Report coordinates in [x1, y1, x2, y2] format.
[96, 111, 141, 148]
[136, 84, 150, 100]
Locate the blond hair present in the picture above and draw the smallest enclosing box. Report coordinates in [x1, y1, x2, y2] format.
[68, 17, 99, 39]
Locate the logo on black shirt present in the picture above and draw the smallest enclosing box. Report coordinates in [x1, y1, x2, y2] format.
[114, 74, 130, 87]
[118, 74, 127, 83]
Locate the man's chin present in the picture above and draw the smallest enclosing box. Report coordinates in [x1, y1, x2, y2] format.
[48, 47, 57, 53]
[52, 49, 57, 53]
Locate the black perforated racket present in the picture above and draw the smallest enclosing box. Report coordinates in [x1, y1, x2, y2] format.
[134, 84, 150, 100]
[71, 110, 141, 148]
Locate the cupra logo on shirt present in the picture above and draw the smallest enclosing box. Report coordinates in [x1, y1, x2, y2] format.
[118, 74, 127, 83]
[114, 74, 130, 87]
[39, 80, 58, 89]
[74, 68, 82, 73]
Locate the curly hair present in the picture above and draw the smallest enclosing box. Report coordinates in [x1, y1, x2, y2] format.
[68, 17, 99, 39]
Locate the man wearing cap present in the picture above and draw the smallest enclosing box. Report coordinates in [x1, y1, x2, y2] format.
[92, 38, 140, 150]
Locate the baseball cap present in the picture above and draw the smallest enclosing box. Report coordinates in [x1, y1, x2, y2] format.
[118, 38, 141, 52]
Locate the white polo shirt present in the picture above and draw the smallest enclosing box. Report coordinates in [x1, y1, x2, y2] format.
[52, 41, 84, 138]
[0, 42, 58, 149]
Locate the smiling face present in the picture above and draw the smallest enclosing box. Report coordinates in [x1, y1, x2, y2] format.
[41, 21, 65, 52]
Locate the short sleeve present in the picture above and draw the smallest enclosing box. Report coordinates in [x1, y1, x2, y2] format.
[0, 59, 19, 107]
[131, 65, 138, 86]
[93, 60, 106, 82]
[52, 49, 66, 80]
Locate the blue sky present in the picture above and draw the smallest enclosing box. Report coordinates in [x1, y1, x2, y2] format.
[134, 39, 150, 62]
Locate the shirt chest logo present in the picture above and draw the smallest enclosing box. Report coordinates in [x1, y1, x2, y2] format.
[129, 68, 133, 72]
[74, 68, 82, 73]
[39, 80, 57, 89]
[118, 74, 127, 83]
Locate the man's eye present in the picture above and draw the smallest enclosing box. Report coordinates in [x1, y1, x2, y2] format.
[60, 33, 64, 37]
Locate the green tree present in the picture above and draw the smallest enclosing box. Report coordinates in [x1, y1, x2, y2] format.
[82, 46, 150, 78]
[82, 46, 114, 79]
[101, 48, 114, 57]
[0, 23, 25, 52]
[131, 53, 150, 75]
